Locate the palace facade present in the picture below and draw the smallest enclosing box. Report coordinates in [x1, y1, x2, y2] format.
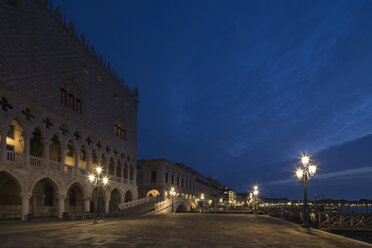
[137, 159, 221, 206]
[0, 0, 138, 220]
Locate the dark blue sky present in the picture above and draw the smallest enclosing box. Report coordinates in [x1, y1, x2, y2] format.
[54, 0, 372, 200]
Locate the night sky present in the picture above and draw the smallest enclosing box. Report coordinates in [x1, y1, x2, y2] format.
[54, 0, 372, 200]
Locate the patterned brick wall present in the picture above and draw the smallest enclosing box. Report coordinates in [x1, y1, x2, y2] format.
[0, 0, 138, 156]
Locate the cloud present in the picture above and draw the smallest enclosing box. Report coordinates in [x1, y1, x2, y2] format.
[265, 166, 372, 186]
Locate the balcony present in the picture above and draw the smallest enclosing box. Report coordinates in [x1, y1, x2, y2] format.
[5, 150, 134, 186]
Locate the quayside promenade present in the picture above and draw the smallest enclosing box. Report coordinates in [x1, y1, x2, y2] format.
[0, 214, 371, 248]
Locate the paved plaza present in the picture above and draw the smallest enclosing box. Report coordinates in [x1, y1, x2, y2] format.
[0, 214, 371, 248]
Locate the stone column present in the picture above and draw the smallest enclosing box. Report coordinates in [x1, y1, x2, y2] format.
[42, 138, 51, 169]
[121, 164, 124, 183]
[86, 149, 92, 173]
[60, 141, 67, 172]
[114, 159, 117, 178]
[23, 130, 32, 167]
[133, 163, 137, 186]
[74, 146, 79, 174]
[127, 163, 130, 182]
[104, 196, 110, 213]
[83, 197, 91, 213]
[20, 193, 31, 221]
[0, 127, 8, 162]
[58, 194, 66, 218]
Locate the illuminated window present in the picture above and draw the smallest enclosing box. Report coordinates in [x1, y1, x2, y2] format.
[114, 94, 119, 101]
[114, 122, 118, 136]
[83, 64, 89, 75]
[80, 149, 87, 161]
[66, 142, 74, 157]
[97, 74, 103, 83]
[6, 145, 14, 151]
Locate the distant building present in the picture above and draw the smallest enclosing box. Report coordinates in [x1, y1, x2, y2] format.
[221, 186, 237, 206]
[0, 1, 138, 220]
[137, 159, 221, 205]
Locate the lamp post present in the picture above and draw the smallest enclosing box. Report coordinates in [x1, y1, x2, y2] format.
[200, 193, 205, 213]
[296, 154, 317, 229]
[89, 166, 109, 224]
[170, 187, 176, 212]
[253, 186, 259, 214]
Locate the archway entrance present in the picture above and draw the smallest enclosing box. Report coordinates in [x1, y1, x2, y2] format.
[175, 204, 187, 213]
[0, 172, 21, 219]
[65, 183, 84, 213]
[30, 178, 59, 217]
[146, 189, 160, 198]
[124, 190, 133, 202]
[109, 188, 121, 212]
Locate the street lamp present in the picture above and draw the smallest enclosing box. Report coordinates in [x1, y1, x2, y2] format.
[89, 165, 109, 224]
[200, 193, 205, 213]
[170, 187, 176, 212]
[296, 154, 317, 229]
[253, 186, 259, 214]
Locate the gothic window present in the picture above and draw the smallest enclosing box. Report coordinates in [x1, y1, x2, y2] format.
[76, 98, 81, 114]
[97, 74, 103, 83]
[82, 64, 89, 75]
[151, 171, 157, 183]
[171, 175, 174, 185]
[80, 149, 87, 161]
[68, 93, 75, 111]
[60, 88, 67, 106]
[60, 78, 82, 115]
[6, 125, 14, 139]
[114, 121, 126, 141]
[165, 172, 168, 183]
[66, 142, 74, 157]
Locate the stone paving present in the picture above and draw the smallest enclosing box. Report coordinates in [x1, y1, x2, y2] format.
[0, 213, 371, 248]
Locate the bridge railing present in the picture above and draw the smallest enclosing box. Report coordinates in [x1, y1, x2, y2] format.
[119, 197, 154, 210]
[264, 206, 372, 231]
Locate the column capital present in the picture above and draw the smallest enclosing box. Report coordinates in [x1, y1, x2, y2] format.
[19, 193, 32, 199]
[83, 196, 91, 201]
[41, 138, 51, 145]
[58, 194, 67, 200]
